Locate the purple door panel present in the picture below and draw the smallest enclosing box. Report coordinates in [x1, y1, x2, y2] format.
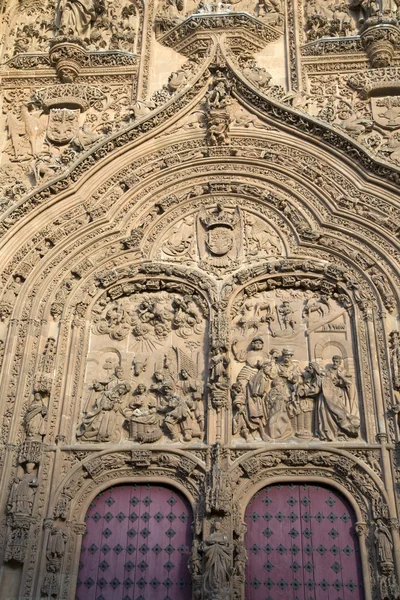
[245, 484, 364, 600]
[76, 484, 193, 600]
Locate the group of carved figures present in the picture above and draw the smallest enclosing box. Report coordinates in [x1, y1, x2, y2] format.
[77, 364, 205, 443]
[232, 338, 360, 441]
[304, 0, 400, 42]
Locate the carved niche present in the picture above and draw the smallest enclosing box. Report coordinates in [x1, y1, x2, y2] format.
[230, 284, 362, 443]
[77, 284, 208, 444]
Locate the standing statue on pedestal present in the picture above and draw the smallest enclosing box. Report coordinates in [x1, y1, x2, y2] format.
[375, 520, 394, 568]
[202, 521, 233, 600]
[7, 463, 38, 516]
[23, 392, 48, 441]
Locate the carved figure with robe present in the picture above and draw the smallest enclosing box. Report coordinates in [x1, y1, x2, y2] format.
[55, 0, 97, 39]
[163, 382, 202, 442]
[318, 356, 360, 440]
[231, 381, 254, 440]
[233, 340, 278, 441]
[375, 520, 394, 566]
[179, 368, 204, 431]
[23, 392, 47, 440]
[7, 462, 38, 516]
[124, 384, 163, 443]
[295, 361, 322, 438]
[202, 521, 233, 600]
[77, 367, 131, 441]
[47, 526, 67, 561]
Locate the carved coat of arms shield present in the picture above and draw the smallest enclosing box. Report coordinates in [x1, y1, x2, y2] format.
[371, 96, 400, 130]
[47, 108, 80, 144]
[206, 226, 234, 256]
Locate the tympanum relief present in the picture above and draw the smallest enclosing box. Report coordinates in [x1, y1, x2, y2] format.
[77, 289, 207, 444]
[157, 204, 283, 277]
[231, 288, 361, 442]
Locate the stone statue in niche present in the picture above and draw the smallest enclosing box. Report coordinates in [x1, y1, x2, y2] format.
[201, 520, 233, 600]
[231, 288, 361, 442]
[375, 520, 394, 568]
[41, 526, 68, 597]
[77, 366, 131, 441]
[23, 392, 48, 440]
[7, 463, 38, 516]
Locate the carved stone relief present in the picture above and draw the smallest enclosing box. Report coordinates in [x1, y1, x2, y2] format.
[1, 0, 400, 598]
[78, 288, 208, 444]
[230, 287, 362, 442]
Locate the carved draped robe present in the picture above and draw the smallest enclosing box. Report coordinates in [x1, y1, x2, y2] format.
[55, 0, 96, 38]
[202, 531, 232, 598]
[318, 367, 360, 441]
[24, 399, 47, 439]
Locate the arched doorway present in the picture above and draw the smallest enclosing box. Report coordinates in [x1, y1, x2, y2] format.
[245, 483, 364, 600]
[76, 483, 193, 600]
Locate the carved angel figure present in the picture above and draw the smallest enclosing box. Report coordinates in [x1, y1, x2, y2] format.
[7, 105, 46, 159]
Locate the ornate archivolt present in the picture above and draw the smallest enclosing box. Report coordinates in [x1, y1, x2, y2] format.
[2, 30, 400, 600]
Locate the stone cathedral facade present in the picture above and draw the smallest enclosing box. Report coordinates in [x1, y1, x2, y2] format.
[2, 0, 400, 597]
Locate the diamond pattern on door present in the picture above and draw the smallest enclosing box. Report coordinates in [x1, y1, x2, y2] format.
[76, 484, 192, 600]
[245, 484, 364, 600]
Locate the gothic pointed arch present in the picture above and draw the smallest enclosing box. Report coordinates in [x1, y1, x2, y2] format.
[1, 1, 400, 598]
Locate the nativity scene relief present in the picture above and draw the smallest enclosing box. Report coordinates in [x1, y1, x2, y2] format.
[77, 288, 207, 445]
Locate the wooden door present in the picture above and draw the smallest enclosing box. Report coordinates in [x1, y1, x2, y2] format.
[245, 483, 364, 600]
[76, 484, 193, 600]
